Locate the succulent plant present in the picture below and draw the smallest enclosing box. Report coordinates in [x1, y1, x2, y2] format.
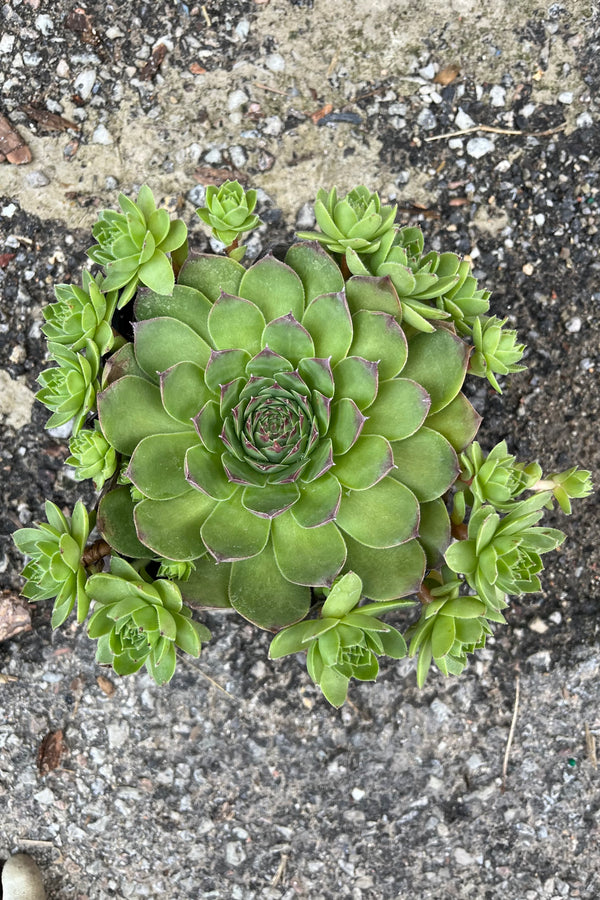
[297, 186, 397, 255]
[88, 184, 188, 306]
[66, 421, 118, 490]
[407, 568, 495, 686]
[42, 270, 118, 355]
[458, 440, 542, 509]
[13, 501, 92, 627]
[95, 239, 483, 630]
[36, 341, 100, 435]
[12, 183, 593, 706]
[445, 494, 565, 608]
[196, 180, 261, 252]
[87, 557, 210, 684]
[470, 315, 526, 392]
[269, 572, 411, 706]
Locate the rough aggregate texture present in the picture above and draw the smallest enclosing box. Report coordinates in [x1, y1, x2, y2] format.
[1, 1, 599, 897]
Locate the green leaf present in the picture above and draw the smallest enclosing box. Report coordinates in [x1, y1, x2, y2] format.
[178, 253, 245, 302]
[418, 498, 452, 568]
[261, 314, 315, 366]
[284, 242, 344, 301]
[363, 378, 431, 441]
[391, 427, 459, 501]
[425, 392, 482, 452]
[291, 473, 341, 527]
[344, 536, 426, 601]
[336, 477, 419, 548]
[135, 489, 215, 560]
[173, 613, 203, 656]
[321, 571, 363, 617]
[160, 361, 211, 424]
[442, 596, 486, 618]
[301, 292, 353, 365]
[128, 432, 197, 500]
[185, 444, 238, 501]
[238, 254, 305, 322]
[318, 666, 350, 707]
[97, 486, 150, 558]
[98, 376, 184, 455]
[401, 328, 469, 413]
[272, 512, 346, 587]
[349, 310, 407, 380]
[201, 491, 270, 562]
[136, 285, 212, 344]
[445, 539, 478, 575]
[207, 294, 266, 355]
[329, 398, 365, 454]
[332, 434, 394, 490]
[431, 614, 456, 658]
[135, 317, 211, 376]
[230, 541, 311, 629]
[269, 620, 322, 658]
[161, 217, 188, 253]
[333, 356, 378, 410]
[147, 641, 177, 684]
[139, 249, 175, 295]
[178, 555, 232, 609]
[379, 627, 407, 659]
[345, 276, 401, 316]
[241, 483, 300, 518]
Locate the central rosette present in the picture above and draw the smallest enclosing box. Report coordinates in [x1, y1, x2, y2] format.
[220, 371, 326, 480]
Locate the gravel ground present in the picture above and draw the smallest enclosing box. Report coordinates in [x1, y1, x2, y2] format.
[1, 1, 599, 898]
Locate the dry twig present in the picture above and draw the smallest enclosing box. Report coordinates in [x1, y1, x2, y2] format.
[425, 123, 566, 143]
[501, 674, 520, 792]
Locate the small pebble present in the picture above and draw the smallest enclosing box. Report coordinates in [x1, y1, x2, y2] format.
[454, 847, 477, 866]
[74, 69, 97, 100]
[489, 85, 506, 107]
[565, 316, 582, 333]
[225, 842, 247, 866]
[265, 53, 285, 72]
[417, 108, 437, 130]
[227, 90, 248, 112]
[228, 145, 246, 168]
[25, 171, 50, 188]
[1, 854, 46, 900]
[418, 62, 436, 80]
[92, 125, 113, 145]
[296, 202, 315, 230]
[455, 107, 476, 130]
[522, 262, 535, 275]
[576, 112, 593, 128]
[466, 137, 495, 158]
[558, 91, 573, 104]
[529, 617, 549, 634]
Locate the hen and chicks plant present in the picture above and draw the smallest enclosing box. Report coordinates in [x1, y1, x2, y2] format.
[13, 181, 592, 703]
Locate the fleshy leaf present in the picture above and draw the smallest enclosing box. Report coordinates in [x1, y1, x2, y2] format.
[349, 310, 408, 380]
[201, 491, 270, 562]
[135, 490, 215, 560]
[391, 427, 459, 501]
[230, 541, 311, 629]
[362, 378, 430, 441]
[284, 241, 344, 301]
[129, 432, 198, 500]
[207, 293, 266, 355]
[301, 292, 353, 365]
[238, 254, 305, 322]
[401, 328, 469, 413]
[344, 537, 426, 601]
[178, 253, 244, 302]
[134, 317, 211, 375]
[336, 477, 419, 548]
[272, 512, 346, 586]
[98, 376, 184, 455]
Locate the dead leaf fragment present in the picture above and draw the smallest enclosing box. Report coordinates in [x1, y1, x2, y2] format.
[194, 166, 242, 186]
[434, 64, 460, 86]
[37, 730, 67, 776]
[96, 675, 116, 696]
[0, 591, 32, 642]
[140, 43, 167, 81]
[65, 7, 101, 46]
[310, 103, 333, 125]
[189, 62, 207, 75]
[0, 114, 32, 164]
[0, 253, 16, 268]
[22, 106, 79, 133]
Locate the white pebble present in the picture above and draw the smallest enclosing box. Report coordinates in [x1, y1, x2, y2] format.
[74, 68, 97, 100]
[576, 112, 593, 128]
[351, 787, 366, 801]
[448, 137, 464, 149]
[225, 842, 247, 866]
[418, 62, 437, 80]
[228, 144, 246, 168]
[35, 13, 54, 35]
[529, 617, 549, 634]
[489, 85, 506, 107]
[417, 108, 437, 130]
[265, 53, 285, 72]
[454, 847, 478, 866]
[466, 137, 495, 158]
[1, 854, 46, 900]
[92, 124, 113, 145]
[566, 316, 582, 333]
[235, 19, 250, 41]
[558, 91, 573, 104]
[0, 33, 15, 53]
[227, 89, 248, 112]
[455, 107, 476, 130]
[534, 213, 546, 226]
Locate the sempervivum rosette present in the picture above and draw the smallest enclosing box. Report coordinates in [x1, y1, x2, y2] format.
[96, 242, 480, 629]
